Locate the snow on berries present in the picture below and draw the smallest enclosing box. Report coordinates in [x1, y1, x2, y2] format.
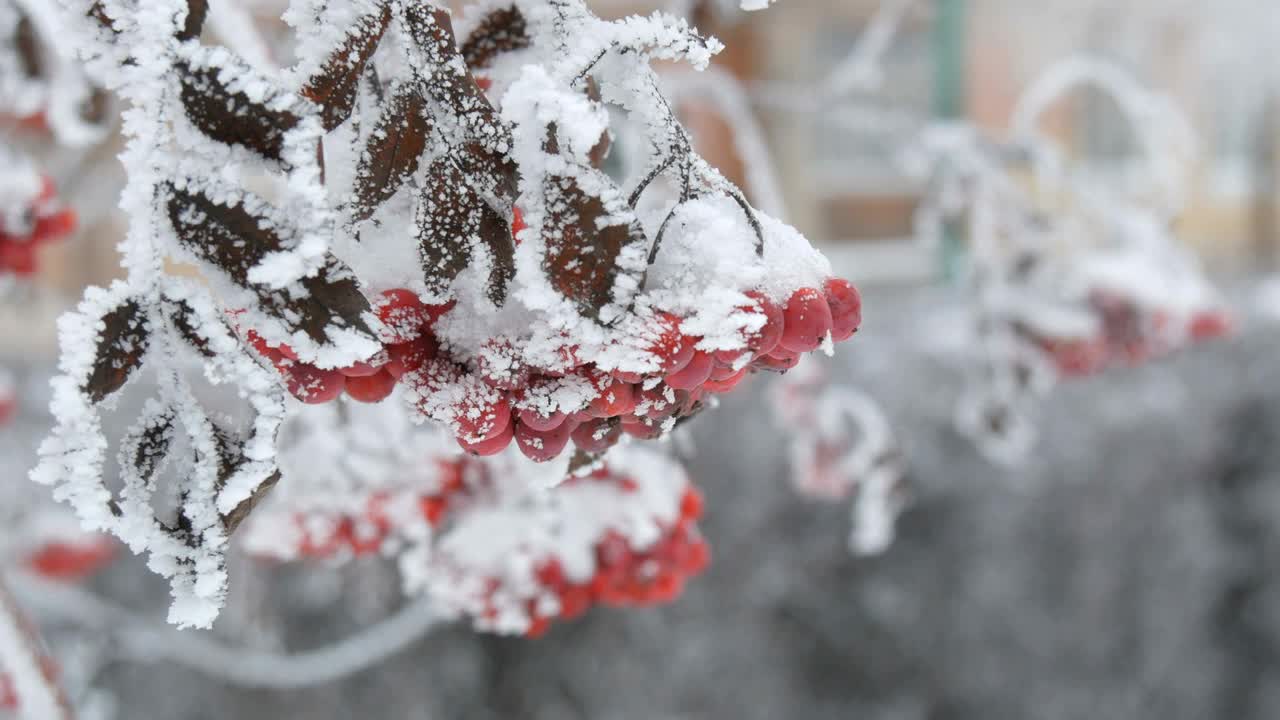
[31, 0, 858, 626]
[404, 445, 709, 637]
[0, 168, 76, 280]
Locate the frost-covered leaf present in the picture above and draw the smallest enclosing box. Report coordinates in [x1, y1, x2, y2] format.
[416, 158, 514, 304]
[85, 297, 150, 402]
[177, 0, 208, 41]
[542, 176, 647, 321]
[167, 300, 217, 358]
[165, 185, 375, 345]
[460, 4, 529, 69]
[300, 2, 392, 131]
[401, 6, 506, 150]
[176, 60, 301, 162]
[121, 404, 176, 486]
[210, 422, 280, 533]
[349, 84, 432, 225]
[85, 1, 119, 35]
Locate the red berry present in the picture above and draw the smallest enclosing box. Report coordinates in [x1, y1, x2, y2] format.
[622, 418, 663, 439]
[664, 350, 713, 391]
[1189, 311, 1231, 341]
[634, 384, 679, 419]
[648, 312, 694, 374]
[512, 206, 526, 240]
[589, 380, 636, 418]
[457, 420, 514, 456]
[709, 361, 741, 382]
[518, 406, 567, 431]
[779, 287, 833, 353]
[454, 393, 512, 442]
[339, 355, 386, 377]
[32, 209, 76, 241]
[514, 421, 572, 462]
[713, 347, 749, 367]
[385, 334, 438, 378]
[571, 418, 621, 453]
[703, 367, 747, 393]
[25, 540, 114, 581]
[285, 364, 346, 403]
[375, 289, 428, 343]
[478, 340, 530, 390]
[824, 278, 862, 342]
[680, 489, 704, 521]
[743, 291, 784, 357]
[754, 349, 799, 372]
[612, 369, 646, 384]
[345, 369, 397, 403]
[0, 241, 35, 275]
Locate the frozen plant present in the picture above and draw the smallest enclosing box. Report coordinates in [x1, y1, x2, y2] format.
[33, 0, 862, 627]
[770, 355, 907, 555]
[907, 58, 1230, 465]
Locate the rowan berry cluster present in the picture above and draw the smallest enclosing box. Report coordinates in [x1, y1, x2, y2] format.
[246, 278, 861, 463]
[419, 454, 709, 637]
[1028, 290, 1232, 379]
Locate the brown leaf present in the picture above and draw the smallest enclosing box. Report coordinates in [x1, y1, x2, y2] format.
[584, 78, 611, 168]
[86, 1, 120, 36]
[167, 300, 217, 358]
[416, 159, 514, 304]
[349, 85, 432, 225]
[86, 298, 150, 402]
[223, 470, 279, 535]
[177, 0, 208, 41]
[165, 185, 376, 345]
[176, 60, 300, 162]
[300, 3, 392, 131]
[15, 14, 40, 78]
[207, 422, 280, 534]
[125, 405, 175, 485]
[460, 4, 529, 70]
[401, 6, 507, 152]
[542, 177, 647, 321]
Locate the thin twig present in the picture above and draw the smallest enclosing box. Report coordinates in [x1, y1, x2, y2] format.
[9, 571, 442, 690]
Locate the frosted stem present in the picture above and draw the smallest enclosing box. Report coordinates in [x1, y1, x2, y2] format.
[0, 577, 73, 720]
[8, 572, 441, 690]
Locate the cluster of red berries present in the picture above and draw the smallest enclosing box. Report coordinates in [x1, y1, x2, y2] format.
[0, 176, 76, 277]
[521, 482, 709, 637]
[274, 458, 469, 561]
[1030, 291, 1232, 379]
[247, 278, 861, 462]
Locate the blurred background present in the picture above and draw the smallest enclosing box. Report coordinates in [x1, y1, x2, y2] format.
[8, 1, 1280, 718]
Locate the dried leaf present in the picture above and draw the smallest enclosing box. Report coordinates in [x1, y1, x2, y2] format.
[176, 61, 300, 162]
[349, 85, 431, 225]
[165, 185, 376, 345]
[300, 3, 393, 131]
[15, 15, 40, 78]
[402, 6, 507, 150]
[86, 298, 150, 402]
[542, 177, 647, 320]
[124, 405, 176, 485]
[177, 0, 208, 41]
[416, 158, 514, 304]
[86, 1, 119, 35]
[223, 470, 279, 534]
[167, 300, 217, 358]
[460, 4, 529, 69]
